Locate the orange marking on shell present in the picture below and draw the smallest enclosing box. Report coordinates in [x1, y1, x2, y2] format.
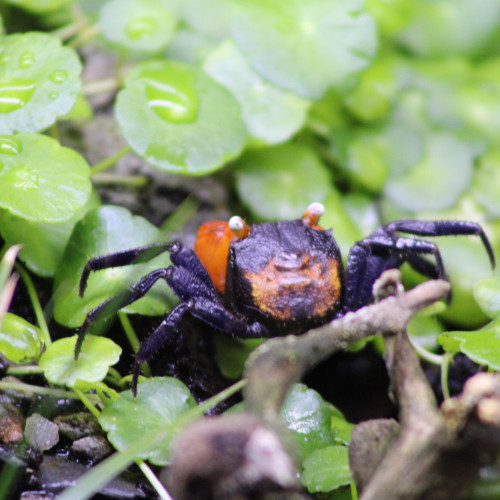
[194, 221, 238, 292]
[244, 251, 342, 323]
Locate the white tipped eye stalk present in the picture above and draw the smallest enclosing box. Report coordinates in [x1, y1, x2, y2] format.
[302, 202, 325, 228]
[229, 215, 250, 238]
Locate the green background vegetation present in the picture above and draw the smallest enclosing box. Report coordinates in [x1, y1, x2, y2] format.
[2, 0, 500, 498]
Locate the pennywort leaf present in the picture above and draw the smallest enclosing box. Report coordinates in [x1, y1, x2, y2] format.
[0, 134, 91, 222]
[203, 40, 310, 145]
[52, 205, 175, 328]
[39, 335, 122, 388]
[98, 0, 177, 53]
[231, 0, 377, 99]
[115, 59, 247, 174]
[0, 312, 44, 363]
[234, 143, 331, 221]
[98, 377, 197, 465]
[0, 32, 82, 134]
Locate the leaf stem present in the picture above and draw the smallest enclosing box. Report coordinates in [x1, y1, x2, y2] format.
[74, 387, 101, 419]
[408, 335, 443, 365]
[118, 312, 151, 377]
[82, 79, 120, 97]
[92, 173, 148, 188]
[90, 146, 132, 175]
[197, 378, 247, 414]
[15, 264, 51, 347]
[6, 365, 44, 376]
[51, 19, 88, 40]
[0, 380, 99, 404]
[441, 353, 452, 400]
[48, 122, 59, 140]
[68, 25, 101, 49]
[137, 460, 174, 500]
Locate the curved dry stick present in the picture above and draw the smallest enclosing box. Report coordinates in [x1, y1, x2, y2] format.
[244, 275, 450, 418]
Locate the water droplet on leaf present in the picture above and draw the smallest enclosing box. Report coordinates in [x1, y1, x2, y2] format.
[139, 66, 199, 123]
[125, 16, 158, 40]
[0, 79, 37, 113]
[49, 70, 68, 84]
[19, 51, 35, 69]
[49, 92, 59, 100]
[0, 136, 22, 155]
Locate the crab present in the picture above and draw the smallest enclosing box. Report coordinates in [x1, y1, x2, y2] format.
[75, 203, 495, 394]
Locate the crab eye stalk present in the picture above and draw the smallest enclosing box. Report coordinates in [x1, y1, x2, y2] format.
[302, 202, 325, 228]
[229, 216, 250, 239]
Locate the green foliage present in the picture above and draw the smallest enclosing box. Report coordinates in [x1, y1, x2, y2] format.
[98, 0, 177, 53]
[2, 0, 74, 13]
[0, 189, 100, 277]
[52, 205, 175, 328]
[1, 0, 500, 497]
[39, 335, 122, 387]
[0, 32, 82, 133]
[231, 0, 377, 98]
[302, 445, 352, 493]
[234, 143, 332, 220]
[203, 40, 310, 145]
[0, 134, 91, 222]
[98, 377, 197, 465]
[281, 383, 337, 459]
[0, 312, 44, 363]
[280, 384, 353, 495]
[115, 59, 247, 174]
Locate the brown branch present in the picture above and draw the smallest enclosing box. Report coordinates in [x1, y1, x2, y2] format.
[243, 275, 450, 418]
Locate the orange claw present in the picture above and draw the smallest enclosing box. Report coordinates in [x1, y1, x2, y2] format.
[194, 221, 238, 292]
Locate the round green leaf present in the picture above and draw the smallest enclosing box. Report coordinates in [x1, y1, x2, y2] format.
[234, 143, 331, 221]
[0, 32, 82, 134]
[438, 330, 500, 370]
[281, 384, 336, 459]
[384, 132, 474, 212]
[0, 313, 44, 363]
[344, 54, 399, 123]
[231, 0, 377, 99]
[0, 134, 91, 222]
[203, 40, 310, 145]
[180, 0, 232, 39]
[116, 60, 247, 174]
[39, 335, 122, 388]
[474, 276, 500, 319]
[473, 149, 500, 217]
[435, 237, 493, 328]
[301, 445, 352, 493]
[0, 189, 100, 277]
[395, 0, 500, 57]
[98, 377, 196, 465]
[98, 0, 177, 53]
[2, 0, 73, 13]
[52, 205, 175, 328]
[366, 0, 414, 37]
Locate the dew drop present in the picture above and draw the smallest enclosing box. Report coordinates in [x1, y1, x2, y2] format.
[125, 16, 158, 40]
[49, 92, 59, 100]
[3, 166, 39, 191]
[49, 70, 67, 84]
[0, 136, 22, 156]
[0, 78, 37, 113]
[19, 51, 35, 69]
[139, 66, 199, 123]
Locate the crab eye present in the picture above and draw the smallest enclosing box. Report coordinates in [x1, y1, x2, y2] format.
[302, 202, 325, 228]
[229, 215, 250, 238]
